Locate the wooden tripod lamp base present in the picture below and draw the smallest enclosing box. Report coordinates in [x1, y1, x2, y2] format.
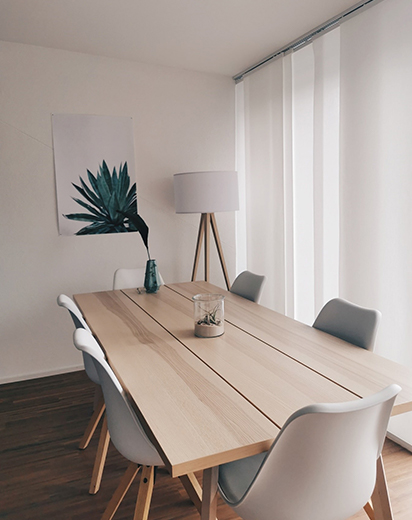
[173, 171, 239, 291]
[191, 213, 230, 290]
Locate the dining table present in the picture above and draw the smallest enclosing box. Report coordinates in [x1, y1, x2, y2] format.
[74, 281, 412, 520]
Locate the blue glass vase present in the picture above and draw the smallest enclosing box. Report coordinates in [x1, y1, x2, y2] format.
[144, 259, 160, 293]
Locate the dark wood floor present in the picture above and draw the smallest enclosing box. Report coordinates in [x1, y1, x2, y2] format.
[1, 371, 411, 520]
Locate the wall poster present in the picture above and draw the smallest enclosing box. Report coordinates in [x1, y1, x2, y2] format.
[52, 114, 139, 236]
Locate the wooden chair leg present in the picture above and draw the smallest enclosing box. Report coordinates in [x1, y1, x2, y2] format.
[89, 415, 110, 494]
[93, 385, 103, 410]
[79, 397, 105, 450]
[370, 455, 394, 520]
[134, 465, 155, 520]
[102, 462, 141, 520]
[364, 500, 375, 520]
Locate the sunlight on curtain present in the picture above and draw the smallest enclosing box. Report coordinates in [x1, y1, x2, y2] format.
[236, 28, 340, 323]
[282, 53, 294, 317]
[313, 34, 340, 313]
[235, 81, 247, 275]
[237, 58, 285, 312]
[340, 0, 412, 450]
[292, 44, 316, 323]
[236, 0, 412, 449]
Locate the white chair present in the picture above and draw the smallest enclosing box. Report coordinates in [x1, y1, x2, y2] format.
[113, 267, 164, 290]
[312, 297, 382, 520]
[230, 270, 266, 303]
[73, 328, 201, 520]
[218, 384, 401, 520]
[313, 298, 382, 351]
[57, 294, 110, 494]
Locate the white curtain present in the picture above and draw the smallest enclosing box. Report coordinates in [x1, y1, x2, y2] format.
[236, 28, 340, 323]
[236, 0, 412, 449]
[340, 0, 412, 450]
[236, 57, 286, 313]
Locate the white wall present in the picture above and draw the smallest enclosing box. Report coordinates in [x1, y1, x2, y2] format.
[0, 41, 235, 383]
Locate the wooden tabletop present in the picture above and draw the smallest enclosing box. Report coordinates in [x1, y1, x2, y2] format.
[74, 282, 412, 479]
[74, 288, 278, 478]
[166, 281, 412, 416]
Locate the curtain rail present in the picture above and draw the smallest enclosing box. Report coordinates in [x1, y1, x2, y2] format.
[233, 0, 383, 83]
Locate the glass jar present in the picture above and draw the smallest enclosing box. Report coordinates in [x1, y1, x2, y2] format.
[192, 294, 225, 338]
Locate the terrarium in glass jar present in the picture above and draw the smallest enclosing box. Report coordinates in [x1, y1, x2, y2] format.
[192, 293, 225, 338]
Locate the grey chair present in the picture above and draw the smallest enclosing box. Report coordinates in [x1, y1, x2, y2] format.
[113, 267, 164, 290]
[57, 294, 110, 494]
[230, 270, 266, 303]
[218, 384, 400, 520]
[313, 297, 382, 351]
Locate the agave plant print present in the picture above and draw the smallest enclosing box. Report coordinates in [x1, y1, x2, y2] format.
[64, 161, 139, 235]
[52, 114, 139, 236]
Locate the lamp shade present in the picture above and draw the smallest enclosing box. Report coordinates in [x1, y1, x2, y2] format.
[174, 171, 239, 214]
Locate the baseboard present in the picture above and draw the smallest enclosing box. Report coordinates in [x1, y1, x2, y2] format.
[0, 364, 84, 385]
[387, 431, 412, 453]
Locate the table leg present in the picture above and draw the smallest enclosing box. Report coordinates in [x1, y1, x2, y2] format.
[370, 455, 394, 520]
[201, 467, 218, 520]
[179, 473, 202, 513]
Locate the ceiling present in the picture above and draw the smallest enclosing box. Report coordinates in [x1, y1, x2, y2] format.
[0, 0, 364, 77]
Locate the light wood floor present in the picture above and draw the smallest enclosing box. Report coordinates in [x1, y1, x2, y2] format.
[1, 371, 411, 520]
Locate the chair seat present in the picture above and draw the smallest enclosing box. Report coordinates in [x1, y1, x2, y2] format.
[219, 451, 267, 504]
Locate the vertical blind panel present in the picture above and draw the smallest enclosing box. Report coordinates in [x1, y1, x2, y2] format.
[340, 0, 412, 449]
[235, 81, 247, 275]
[244, 59, 285, 312]
[313, 29, 340, 315]
[340, 0, 412, 369]
[292, 45, 315, 324]
[282, 53, 295, 318]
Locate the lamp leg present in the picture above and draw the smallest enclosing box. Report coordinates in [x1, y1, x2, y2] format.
[192, 214, 206, 282]
[210, 213, 231, 290]
[192, 213, 231, 289]
[204, 213, 211, 282]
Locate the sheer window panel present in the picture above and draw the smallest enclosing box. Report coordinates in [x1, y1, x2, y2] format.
[236, 28, 340, 322]
[235, 81, 247, 276]
[340, 0, 412, 450]
[243, 59, 285, 313]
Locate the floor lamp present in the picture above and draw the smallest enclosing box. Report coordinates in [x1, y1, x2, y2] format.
[174, 171, 239, 290]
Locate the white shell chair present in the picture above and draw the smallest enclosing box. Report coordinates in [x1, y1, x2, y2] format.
[313, 298, 382, 351]
[230, 271, 266, 303]
[73, 328, 166, 520]
[312, 297, 382, 520]
[218, 384, 401, 520]
[113, 267, 164, 290]
[57, 294, 110, 494]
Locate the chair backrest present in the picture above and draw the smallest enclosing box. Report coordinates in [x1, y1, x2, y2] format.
[313, 297, 381, 351]
[113, 267, 164, 290]
[57, 294, 90, 332]
[230, 271, 266, 303]
[73, 328, 163, 467]
[219, 384, 400, 520]
[57, 294, 100, 384]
